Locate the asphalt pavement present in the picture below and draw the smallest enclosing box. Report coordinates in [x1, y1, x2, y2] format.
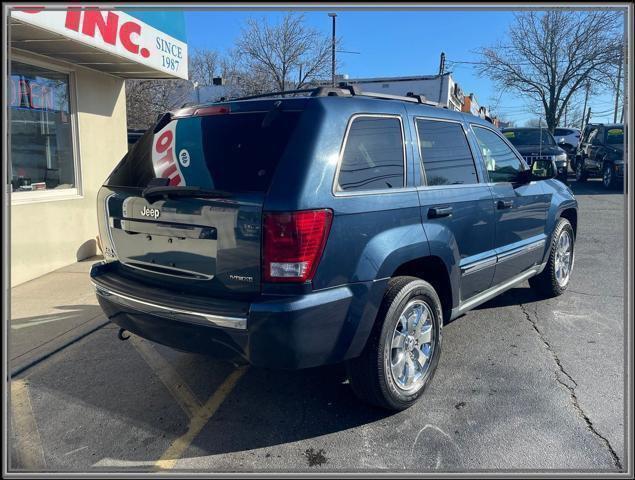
[8, 177, 627, 473]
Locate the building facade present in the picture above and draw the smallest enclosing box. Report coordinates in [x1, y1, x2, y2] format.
[336, 73, 465, 111]
[9, 7, 188, 285]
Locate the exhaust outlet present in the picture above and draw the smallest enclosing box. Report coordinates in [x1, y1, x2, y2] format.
[118, 328, 131, 341]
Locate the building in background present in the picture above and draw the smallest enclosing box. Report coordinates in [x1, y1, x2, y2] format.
[9, 7, 188, 285]
[332, 73, 465, 111]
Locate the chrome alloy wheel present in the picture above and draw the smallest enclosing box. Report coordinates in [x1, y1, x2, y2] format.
[389, 299, 435, 392]
[554, 229, 573, 287]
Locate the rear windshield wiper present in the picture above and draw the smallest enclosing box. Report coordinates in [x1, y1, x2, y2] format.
[142, 185, 232, 200]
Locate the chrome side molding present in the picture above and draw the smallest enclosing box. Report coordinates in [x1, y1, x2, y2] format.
[93, 283, 247, 330]
[452, 264, 544, 320]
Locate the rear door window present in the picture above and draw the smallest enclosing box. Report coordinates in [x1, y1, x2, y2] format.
[107, 110, 302, 192]
[336, 116, 405, 192]
[416, 119, 478, 185]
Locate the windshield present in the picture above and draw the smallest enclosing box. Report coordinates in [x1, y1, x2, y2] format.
[605, 128, 624, 145]
[107, 109, 302, 192]
[503, 129, 556, 146]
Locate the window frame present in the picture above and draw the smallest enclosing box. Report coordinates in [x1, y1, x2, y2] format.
[471, 124, 528, 185]
[414, 116, 481, 188]
[9, 53, 83, 205]
[332, 113, 408, 196]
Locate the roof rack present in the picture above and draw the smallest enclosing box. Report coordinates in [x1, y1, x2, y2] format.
[211, 83, 448, 108]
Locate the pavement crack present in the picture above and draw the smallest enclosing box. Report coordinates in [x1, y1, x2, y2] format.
[519, 302, 622, 471]
[567, 289, 623, 299]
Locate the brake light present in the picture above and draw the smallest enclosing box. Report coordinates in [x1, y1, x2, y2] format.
[263, 209, 333, 283]
[194, 105, 230, 116]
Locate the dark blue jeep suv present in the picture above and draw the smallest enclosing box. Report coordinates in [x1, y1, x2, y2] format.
[91, 86, 578, 410]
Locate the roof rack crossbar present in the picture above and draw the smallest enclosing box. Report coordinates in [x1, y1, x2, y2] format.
[186, 83, 450, 109]
[338, 82, 447, 108]
[225, 88, 317, 102]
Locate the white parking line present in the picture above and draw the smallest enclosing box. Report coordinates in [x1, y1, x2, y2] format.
[10, 379, 47, 470]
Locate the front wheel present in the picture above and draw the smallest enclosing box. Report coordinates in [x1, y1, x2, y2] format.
[529, 218, 574, 297]
[347, 277, 442, 411]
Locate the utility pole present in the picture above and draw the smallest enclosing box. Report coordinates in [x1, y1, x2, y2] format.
[564, 104, 568, 127]
[584, 107, 592, 130]
[437, 52, 446, 104]
[613, 48, 623, 123]
[328, 13, 337, 87]
[580, 80, 591, 130]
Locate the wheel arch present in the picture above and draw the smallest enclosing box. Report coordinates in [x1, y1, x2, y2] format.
[392, 256, 453, 324]
[560, 207, 578, 238]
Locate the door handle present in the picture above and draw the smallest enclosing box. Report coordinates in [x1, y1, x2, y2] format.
[497, 200, 513, 209]
[428, 206, 453, 219]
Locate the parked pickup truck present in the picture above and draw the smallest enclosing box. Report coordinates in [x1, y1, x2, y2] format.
[91, 86, 578, 411]
[575, 123, 625, 189]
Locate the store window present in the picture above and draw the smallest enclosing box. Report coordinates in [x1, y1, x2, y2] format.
[10, 60, 78, 197]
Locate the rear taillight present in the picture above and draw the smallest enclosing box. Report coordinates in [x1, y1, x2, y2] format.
[263, 209, 333, 283]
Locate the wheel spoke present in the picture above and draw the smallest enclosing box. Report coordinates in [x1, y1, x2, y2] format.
[403, 356, 416, 387]
[414, 307, 428, 337]
[417, 325, 432, 345]
[398, 314, 408, 331]
[391, 353, 406, 380]
[392, 331, 407, 349]
[414, 348, 429, 371]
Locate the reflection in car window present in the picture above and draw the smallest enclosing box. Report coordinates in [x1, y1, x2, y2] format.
[606, 128, 624, 145]
[474, 127, 524, 183]
[502, 129, 556, 146]
[337, 117, 404, 192]
[416, 119, 478, 185]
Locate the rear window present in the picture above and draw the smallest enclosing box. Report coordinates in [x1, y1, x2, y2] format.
[107, 110, 302, 192]
[606, 127, 624, 144]
[336, 116, 405, 192]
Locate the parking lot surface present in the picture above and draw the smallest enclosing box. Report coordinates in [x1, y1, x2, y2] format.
[9, 178, 626, 473]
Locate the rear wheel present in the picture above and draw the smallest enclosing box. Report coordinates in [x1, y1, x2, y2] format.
[602, 163, 617, 189]
[347, 276, 442, 411]
[529, 218, 574, 297]
[575, 161, 587, 182]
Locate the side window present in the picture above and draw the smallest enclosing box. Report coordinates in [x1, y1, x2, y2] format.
[473, 126, 524, 183]
[416, 119, 478, 185]
[587, 129, 598, 144]
[337, 116, 404, 192]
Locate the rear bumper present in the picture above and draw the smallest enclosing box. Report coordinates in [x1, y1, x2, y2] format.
[91, 262, 386, 369]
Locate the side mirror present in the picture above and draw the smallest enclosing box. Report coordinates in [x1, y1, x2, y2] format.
[530, 159, 558, 180]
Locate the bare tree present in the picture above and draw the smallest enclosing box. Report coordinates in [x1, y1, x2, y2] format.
[525, 117, 548, 128]
[189, 48, 223, 86]
[477, 10, 623, 132]
[126, 48, 228, 129]
[125, 79, 191, 130]
[235, 13, 334, 93]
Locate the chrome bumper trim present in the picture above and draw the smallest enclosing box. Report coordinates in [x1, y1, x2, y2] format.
[92, 282, 247, 330]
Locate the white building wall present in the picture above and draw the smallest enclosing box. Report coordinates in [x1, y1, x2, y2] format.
[11, 51, 127, 286]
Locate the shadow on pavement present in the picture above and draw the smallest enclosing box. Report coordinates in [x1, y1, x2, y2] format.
[569, 178, 624, 196]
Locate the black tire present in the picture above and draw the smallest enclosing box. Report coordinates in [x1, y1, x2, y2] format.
[529, 218, 574, 297]
[575, 160, 587, 182]
[602, 163, 617, 190]
[347, 276, 442, 411]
